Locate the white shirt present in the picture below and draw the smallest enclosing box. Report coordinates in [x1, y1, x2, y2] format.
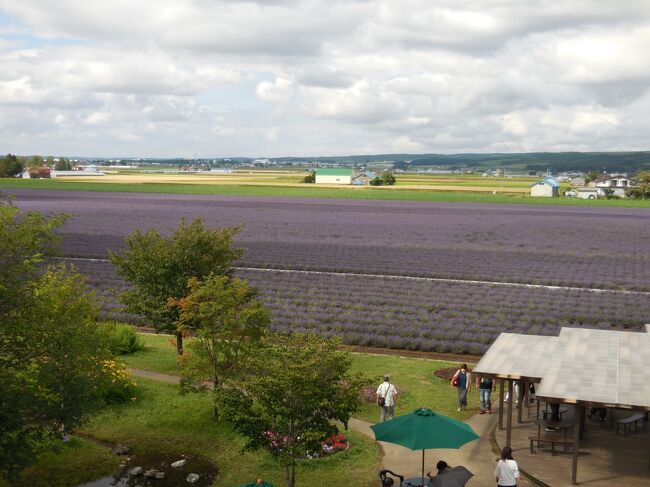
[494, 459, 519, 486]
[376, 382, 397, 407]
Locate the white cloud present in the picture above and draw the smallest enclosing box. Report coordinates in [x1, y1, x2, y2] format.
[0, 0, 649, 156]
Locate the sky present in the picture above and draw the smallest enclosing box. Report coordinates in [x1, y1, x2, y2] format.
[0, 1, 649, 158]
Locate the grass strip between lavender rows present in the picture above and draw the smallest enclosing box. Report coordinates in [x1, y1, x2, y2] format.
[2, 178, 650, 207]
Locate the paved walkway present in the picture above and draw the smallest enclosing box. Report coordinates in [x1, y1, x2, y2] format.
[129, 368, 521, 485]
[349, 413, 516, 486]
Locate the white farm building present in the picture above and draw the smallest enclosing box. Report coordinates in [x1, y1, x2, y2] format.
[530, 176, 560, 197]
[315, 168, 353, 184]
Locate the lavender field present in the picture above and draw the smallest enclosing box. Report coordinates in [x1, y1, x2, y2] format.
[11, 188, 650, 354]
[75, 260, 650, 355]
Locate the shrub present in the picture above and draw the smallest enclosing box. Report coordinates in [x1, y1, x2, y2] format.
[98, 322, 144, 355]
[94, 359, 137, 403]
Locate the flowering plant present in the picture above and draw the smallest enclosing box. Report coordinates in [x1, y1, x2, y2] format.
[321, 434, 348, 455]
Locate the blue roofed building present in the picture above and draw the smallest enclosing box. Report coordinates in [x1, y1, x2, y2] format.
[530, 176, 560, 197]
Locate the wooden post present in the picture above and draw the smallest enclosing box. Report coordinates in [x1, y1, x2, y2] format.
[572, 405, 583, 485]
[506, 380, 513, 448]
[498, 380, 504, 430]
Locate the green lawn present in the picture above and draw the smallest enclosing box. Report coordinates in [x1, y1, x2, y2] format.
[12, 438, 120, 487]
[123, 334, 479, 422]
[122, 333, 183, 374]
[9, 379, 380, 487]
[350, 353, 477, 423]
[8, 334, 479, 487]
[2, 178, 650, 207]
[83, 379, 379, 486]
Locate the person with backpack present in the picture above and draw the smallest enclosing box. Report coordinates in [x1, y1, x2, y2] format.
[494, 447, 521, 487]
[476, 375, 495, 414]
[451, 363, 471, 411]
[376, 374, 398, 422]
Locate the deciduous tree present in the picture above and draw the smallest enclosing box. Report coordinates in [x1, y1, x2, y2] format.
[109, 218, 243, 354]
[0, 199, 112, 479]
[170, 274, 269, 418]
[0, 153, 23, 178]
[221, 333, 368, 487]
[635, 170, 650, 200]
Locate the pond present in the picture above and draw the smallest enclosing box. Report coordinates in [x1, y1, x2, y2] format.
[76, 452, 218, 487]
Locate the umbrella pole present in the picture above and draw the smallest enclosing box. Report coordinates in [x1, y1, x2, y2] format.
[421, 449, 425, 487]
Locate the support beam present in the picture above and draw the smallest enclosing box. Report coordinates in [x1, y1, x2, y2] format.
[498, 380, 504, 430]
[517, 381, 524, 424]
[506, 380, 513, 448]
[572, 405, 583, 485]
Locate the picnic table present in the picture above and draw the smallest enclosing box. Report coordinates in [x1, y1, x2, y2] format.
[530, 419, 574, 455]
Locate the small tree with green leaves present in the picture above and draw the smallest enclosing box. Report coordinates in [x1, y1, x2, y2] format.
[302, 171, 316, 183]
[54, 157, 73, 171]
[635, 170, 650, 200]
[381, 171, 396, 185]
[170, 274, 269, 418]
[0, 154, 23, 178]
[109, 218, 243, 355]
[221, 333, 368, 487]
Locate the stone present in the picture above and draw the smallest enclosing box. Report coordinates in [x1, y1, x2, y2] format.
[171, 459, 188, 468]
[186, 473, 200, 483]
[129, 466, 143, 476]
[145, 469, 165, 479]
[112, 444, 131, 455]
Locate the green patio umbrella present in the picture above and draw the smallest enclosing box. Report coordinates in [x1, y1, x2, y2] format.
[370, 408, 479, 487]
[238, 481, 273, 487]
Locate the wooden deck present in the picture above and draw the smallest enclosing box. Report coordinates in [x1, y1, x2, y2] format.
[494, 402, 650, 486]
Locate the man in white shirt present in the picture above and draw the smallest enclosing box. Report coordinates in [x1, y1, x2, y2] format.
[376, 374, 398, 422]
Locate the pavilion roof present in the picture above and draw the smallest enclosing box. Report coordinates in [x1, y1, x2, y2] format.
[474, 326, 650, 411]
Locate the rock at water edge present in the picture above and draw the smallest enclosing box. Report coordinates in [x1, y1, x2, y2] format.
[112, 444, 131, 455]
[171, 459, 188, 468]
[186, 472, 200, 483]
[130, 466, 143, 476]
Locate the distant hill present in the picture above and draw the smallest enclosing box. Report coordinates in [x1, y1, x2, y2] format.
[271, 151, 650, 173]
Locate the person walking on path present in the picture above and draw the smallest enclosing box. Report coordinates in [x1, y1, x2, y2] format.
[476, 375, 495, 414]
[451, 363, 471, 411]
[376, 374, 398, 422]
[494, 447, 521, 487]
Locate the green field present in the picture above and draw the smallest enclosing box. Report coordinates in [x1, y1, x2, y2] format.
[2, 178, 650, 208]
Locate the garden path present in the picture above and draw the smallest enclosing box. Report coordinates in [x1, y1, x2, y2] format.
[347, 412, 526, 486]
[128, 368, 524, 486]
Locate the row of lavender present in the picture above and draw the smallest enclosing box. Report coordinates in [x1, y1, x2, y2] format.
[12, 190, 650, 291]
[73, 259, 650, 355]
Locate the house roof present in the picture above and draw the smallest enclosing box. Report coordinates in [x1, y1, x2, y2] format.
[531, 176, 560, 188]
[316, 168, 353, 176]
[474, 326, 650, 410]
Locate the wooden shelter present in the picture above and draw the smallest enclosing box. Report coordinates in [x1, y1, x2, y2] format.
[474, 326, 650, 484]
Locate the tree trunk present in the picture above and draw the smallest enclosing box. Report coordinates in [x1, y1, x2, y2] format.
[212, 380, 219, 418]
[176, 331, 183, 355]
[284, 464, 290, 487]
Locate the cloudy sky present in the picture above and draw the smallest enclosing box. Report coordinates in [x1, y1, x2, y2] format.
[1, 1, 649, 158]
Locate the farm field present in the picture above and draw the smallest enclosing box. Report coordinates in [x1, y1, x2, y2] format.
[10, 188, 650, 354]
[4, 176, 650, 207]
